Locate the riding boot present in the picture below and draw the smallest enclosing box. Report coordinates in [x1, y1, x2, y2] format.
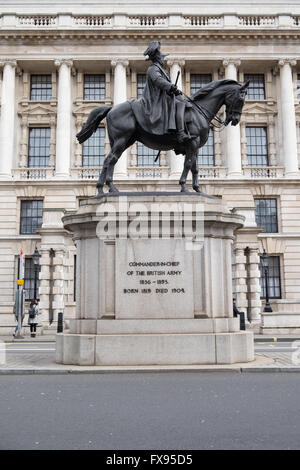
[175, 101, 190, 143]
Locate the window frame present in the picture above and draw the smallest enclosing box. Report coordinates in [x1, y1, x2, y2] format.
[246, 126, 269, 167]
[197, 129, 215, 167]
[28, 127, 51, 168]
[30, 74, 52, 101]
[83, 74, 106, 101]
[20, 199, 43, 235]
[254, 198, 279, 233]
[244, 73, 266, 100]
[137, 74, 147, 99]
[190, 73, 212, 96]
[259, 255, 281, 299]
[82, 127, 106, 167]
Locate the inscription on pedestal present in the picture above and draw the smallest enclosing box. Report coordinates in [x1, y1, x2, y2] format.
[115, 239, 194, 319]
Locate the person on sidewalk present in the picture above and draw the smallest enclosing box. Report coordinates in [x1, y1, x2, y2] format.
[233, 298, 246, 330]
[28, 299, 39, 338]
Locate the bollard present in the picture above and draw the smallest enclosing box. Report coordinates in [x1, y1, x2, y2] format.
[57, 312, 63, 333]
[239, 312, 246, 331]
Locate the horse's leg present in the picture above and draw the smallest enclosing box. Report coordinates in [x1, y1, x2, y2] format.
[96, 159, 109, 195]
[179, 143, 197, 193]
[191, 157, 202, 193]
[105, 136, 131, 193]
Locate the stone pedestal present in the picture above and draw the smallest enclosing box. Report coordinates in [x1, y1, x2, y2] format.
[56, 194, 254, 365]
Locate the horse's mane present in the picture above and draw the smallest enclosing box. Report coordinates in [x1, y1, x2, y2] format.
[191, 79, 239, 101]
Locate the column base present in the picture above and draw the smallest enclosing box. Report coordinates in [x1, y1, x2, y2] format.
[285, 171, 300, 178]
[0, 172, 12, 180]
[54, 172, 70, 179]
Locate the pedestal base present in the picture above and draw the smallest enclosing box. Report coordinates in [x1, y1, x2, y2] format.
[57, 194, 254, 366]
[56, 322, 254, 366]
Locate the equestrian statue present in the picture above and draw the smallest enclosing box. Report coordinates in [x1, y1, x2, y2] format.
[76, 41, 249, 195]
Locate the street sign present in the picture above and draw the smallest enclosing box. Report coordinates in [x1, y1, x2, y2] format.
[17, 279, 24, 286]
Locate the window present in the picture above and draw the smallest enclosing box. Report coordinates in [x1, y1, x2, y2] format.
[198, 130, 214, 166]
[28, 128, 50, 168]
[137, 142, 159, 167]
[246, 127, 268, 166]
[255, 199, 278, 233]
[244, 74, 265, 100]
[82, 127, 105, 167]
[259, 256, 281, 299]
[297, 74, 300, 100]
[137, 74, 147, 98]
[24, 258, 40, 301]
[190, 74, 212, 96]
[30, 75, 52, 101]
[20, 200, 43, 235]
[84, 74, 106, 100]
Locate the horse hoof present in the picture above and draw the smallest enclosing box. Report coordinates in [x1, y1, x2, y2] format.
[96, 185, 104, 196]
[193, 186, 202, 193]
[180, 186, 190, 194]
[108, 185, 119, 194]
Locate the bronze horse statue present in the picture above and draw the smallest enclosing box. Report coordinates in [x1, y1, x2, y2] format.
[77, 79, 249, 195]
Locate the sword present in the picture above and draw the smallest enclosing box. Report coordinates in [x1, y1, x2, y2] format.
[154, 71, 180, 163]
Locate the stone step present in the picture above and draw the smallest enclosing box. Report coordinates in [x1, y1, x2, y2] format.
[68, 318, 240, 335]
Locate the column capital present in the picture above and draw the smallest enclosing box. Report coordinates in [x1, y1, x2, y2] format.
[222, 58, 241, 68]
[111, 58, 129, 68]
[167, 58, 185, 68]
[278, 58, 297, 68]
[0, 59, 17, 69]
[54, 58, 73, 68]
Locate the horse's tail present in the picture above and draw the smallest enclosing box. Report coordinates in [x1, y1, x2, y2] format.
[76, 105, 112, 144]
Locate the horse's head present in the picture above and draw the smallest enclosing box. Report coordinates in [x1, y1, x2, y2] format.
[224, 81, 249, 126]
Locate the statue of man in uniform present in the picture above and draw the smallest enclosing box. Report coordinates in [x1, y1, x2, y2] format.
[131, 41, 191, 143]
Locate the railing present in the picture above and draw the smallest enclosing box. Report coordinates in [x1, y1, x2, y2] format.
[74, 168, 102, 180]
[198, 166, 226, 178]
[135, 167, 164, 178]
[73, 16, 112, 27]
[128, 16, 168, 27]
[13, 168, 55, 180]
[238, 16, 277, 27]
[243, 166, 284, 178]
[183, 16, 222, 27]
[0, 13, 299, 30]
[18, 15, 57, 27]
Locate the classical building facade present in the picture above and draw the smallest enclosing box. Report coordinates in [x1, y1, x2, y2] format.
[0, 0, 300, 334]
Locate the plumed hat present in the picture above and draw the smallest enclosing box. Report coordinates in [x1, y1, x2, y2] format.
[143, 41, 168, 60]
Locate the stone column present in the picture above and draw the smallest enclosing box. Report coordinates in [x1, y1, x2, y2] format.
[111, 59, 129, 178]
[167, 59, 185, 179]
[222, 59, 243, 178]
[232, 246, 248, 313]
[54, 59, 73, 179]
[38, 248, 52, 322]
[278, 59, 299, 177]
[248, 247, 262, 322]
[0, 60, 17, 179]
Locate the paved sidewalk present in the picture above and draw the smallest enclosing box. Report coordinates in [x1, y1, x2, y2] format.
[1, 335, 300, 374]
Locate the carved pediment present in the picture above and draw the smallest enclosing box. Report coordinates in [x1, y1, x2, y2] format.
[73, 100, 112, 117]
[18, 101, 57, 117]
[243, 101, 277, 115]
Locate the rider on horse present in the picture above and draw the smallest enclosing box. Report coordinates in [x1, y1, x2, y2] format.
[131, 41, 191, 144]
